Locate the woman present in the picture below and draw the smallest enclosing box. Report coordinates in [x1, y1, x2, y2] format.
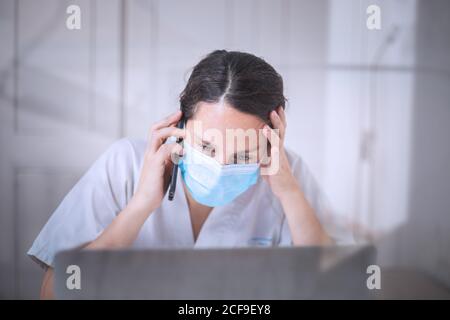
[29, 50, 352, 299]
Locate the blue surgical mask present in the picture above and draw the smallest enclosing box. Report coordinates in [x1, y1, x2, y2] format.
[179, 142, 260, 207]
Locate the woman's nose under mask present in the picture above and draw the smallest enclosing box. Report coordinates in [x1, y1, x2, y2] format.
[179, 142, 260, 207]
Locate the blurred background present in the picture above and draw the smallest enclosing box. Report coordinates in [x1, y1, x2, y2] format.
[0, 0, 449, 299]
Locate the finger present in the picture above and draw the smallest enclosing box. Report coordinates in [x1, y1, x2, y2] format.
[261, 125, 281, 169]
[156, 142, 183, 165]
[270, 110, 285, 140]
[262, 125, 281, 150]
[277, 106, 287, 128]
[154, 110, 182, 129]
[147, 110, 182, 139]
[149, 127, 185, 154]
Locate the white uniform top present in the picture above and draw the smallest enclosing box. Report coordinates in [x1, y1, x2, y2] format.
[28, 138, 354, 269]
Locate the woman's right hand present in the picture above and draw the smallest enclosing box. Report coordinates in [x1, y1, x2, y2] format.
[131, 110, 185, 215]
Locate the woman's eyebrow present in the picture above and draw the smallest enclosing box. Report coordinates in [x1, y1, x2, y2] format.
[200, 138, 215, 148]
[193, 132, 215, 147]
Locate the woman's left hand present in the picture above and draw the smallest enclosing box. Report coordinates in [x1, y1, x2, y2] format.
[261, 106, 300, 200]
[261, 107, 332, 245]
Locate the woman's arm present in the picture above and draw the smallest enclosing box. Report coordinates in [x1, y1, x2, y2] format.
[277, 183, 332, 246]
[39, 198, 152, 298]
[87, 111, 184, 249]
[85, 196, 157, 249]
[40, 196, 157, 299]
[262, 107, 332, 246]
[40, 268, 54, 299]
[39, 111, 185, 299]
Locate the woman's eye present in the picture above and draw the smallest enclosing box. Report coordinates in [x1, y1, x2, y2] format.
[201, 144, 212, 151]
[234, 154, 250, 164]
[201, 144, 215, 156]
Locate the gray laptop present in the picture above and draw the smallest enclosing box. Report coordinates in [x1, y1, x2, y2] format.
[54, 245, 376, 299]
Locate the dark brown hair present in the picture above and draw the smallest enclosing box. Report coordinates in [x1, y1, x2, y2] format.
[179, 50, 286, 122]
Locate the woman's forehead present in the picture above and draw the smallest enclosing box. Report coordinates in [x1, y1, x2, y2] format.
[190, 101, 266, 131]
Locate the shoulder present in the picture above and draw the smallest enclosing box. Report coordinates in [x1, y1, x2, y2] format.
[284, 147, 322, 201]
[284, 147, 308, 180]
[284, 147, 303, 169]
[90, 138, 147, 179]
[106, 137, 146, 157]
[102, 137, 147, 163]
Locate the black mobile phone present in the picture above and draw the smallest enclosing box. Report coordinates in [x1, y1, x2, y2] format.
[168, 116, 185, 201]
